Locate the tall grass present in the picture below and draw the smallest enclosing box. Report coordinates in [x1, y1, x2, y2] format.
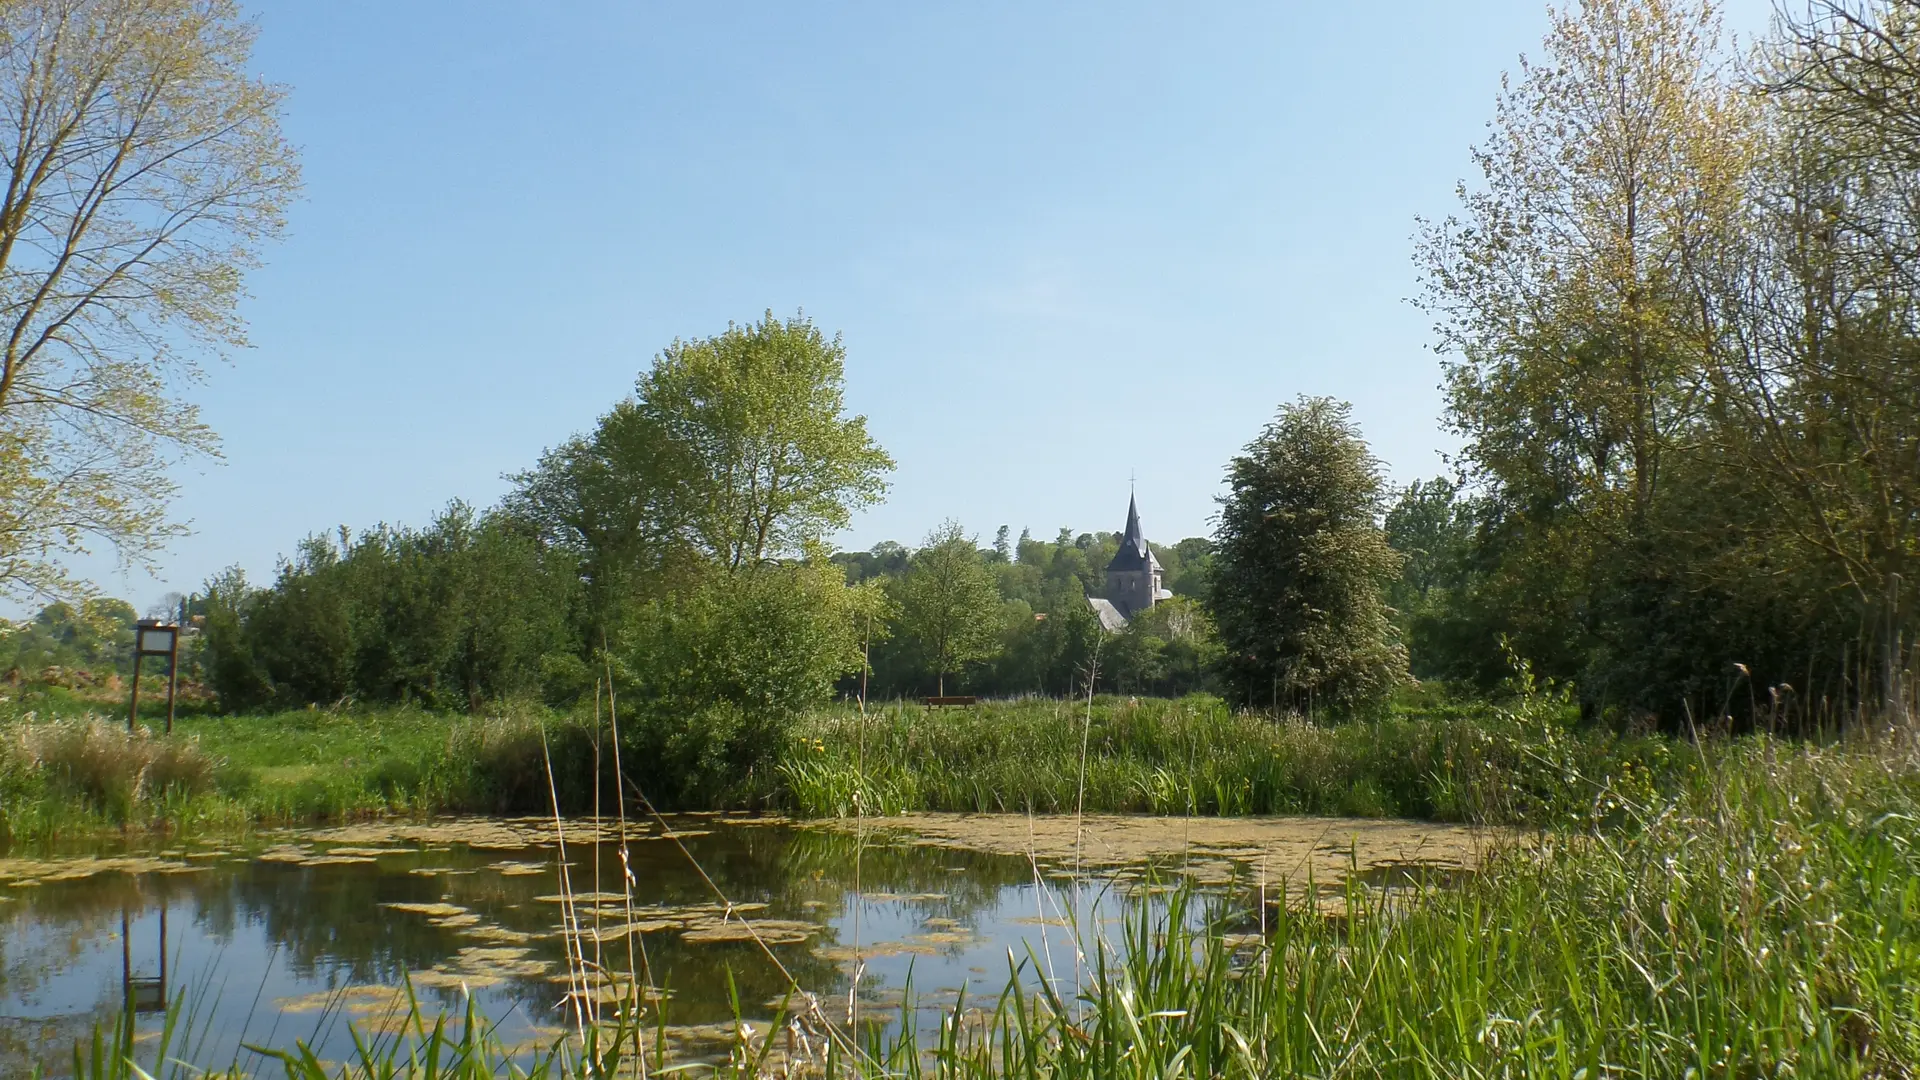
[780, 692, 1670, 825]
[0, 718, 224, 836]
[0, 706, 613, 842]
[2, 688, 1689, 840]
[908, 736, 1920, 1077]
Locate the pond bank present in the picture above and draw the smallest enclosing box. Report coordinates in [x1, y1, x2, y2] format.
[11, 736, 1920, 1077]
[2, 693, 1679, 842]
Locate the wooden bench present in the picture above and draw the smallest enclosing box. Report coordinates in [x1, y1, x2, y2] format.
[922, 695, 977, 707]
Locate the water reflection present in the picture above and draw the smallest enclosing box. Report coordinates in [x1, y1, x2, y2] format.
[0, 817, 1229, 1074]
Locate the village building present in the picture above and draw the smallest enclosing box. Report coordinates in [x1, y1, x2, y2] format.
[1088, 493, 1172, 631]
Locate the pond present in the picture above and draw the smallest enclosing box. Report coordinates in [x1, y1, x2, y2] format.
[0, 812, 1494, 1074]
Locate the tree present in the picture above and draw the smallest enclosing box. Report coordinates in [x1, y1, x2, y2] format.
[895, 520, 1002, 696]
[1626, 4, 1920, 718]
[510, 312, 893, 631]
[617, 555, 868, 802]
[1414, 0, 1760, 695]
[1383, 478, 1486, 679]
[1105, 596, 1220, 697]
[1210, 397, 1407, 716]
[197, 504, 579, 711]
[0, 0, 298, 601]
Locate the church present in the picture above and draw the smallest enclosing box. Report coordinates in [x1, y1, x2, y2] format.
[1087, 493, 1172, 631]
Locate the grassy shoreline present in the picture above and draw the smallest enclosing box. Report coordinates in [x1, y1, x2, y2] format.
[36, 726, 1920, 1077]
[4, 689, 1693, 843]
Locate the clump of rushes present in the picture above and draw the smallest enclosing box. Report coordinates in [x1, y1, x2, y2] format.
[7, 717, 218, 823]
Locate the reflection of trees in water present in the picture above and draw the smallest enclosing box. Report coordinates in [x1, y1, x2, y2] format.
[0, 822, 1056, 1036]
[203, 860, 455, 987]
[770, 825, 1033, 913]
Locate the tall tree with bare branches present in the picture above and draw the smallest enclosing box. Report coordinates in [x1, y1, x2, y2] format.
[0, 0, 299, 600]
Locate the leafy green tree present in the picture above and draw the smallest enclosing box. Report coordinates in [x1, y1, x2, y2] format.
[0, 598, 136, 679]
[199, 567, 271, 711]
[1107, 596, 1221, 697]
[1210, 397, 1407, 716]
[510, 312, 893, 637]
[895, 521, 1003, 695]
[1415, 0, 1753, 696]
[1163, 537, 1215, 598]
[1383, 478, 1487, 680]
[833, 541, 909, 585]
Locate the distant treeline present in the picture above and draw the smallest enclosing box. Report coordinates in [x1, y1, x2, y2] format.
[834, 526, 1217, 700]
[0, 599, 140, 684]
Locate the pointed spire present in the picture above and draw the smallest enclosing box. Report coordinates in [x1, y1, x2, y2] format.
[1106, 491, 1157, 573]
[1121, 493, 1146, 557]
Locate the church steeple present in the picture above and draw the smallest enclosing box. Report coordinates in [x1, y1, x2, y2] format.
[1093, 490, 1170, 624]
[1106, 493, 1157, 574]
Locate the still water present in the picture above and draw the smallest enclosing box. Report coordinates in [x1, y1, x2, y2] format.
[0, 815, 1222, 1074]
[0, 813, 1486, 1074]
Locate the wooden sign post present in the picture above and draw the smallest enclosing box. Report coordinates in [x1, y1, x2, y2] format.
[129, 620, 180, 734]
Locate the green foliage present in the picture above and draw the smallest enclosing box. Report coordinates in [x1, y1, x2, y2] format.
[1102, 596, 1221, 696]
[197, 504, 579, 712]
[779, 691, 1680, 824]
[885, 741, 1920, 1077]
[509, 311, 893, 636]
[615, 558, 869, 804]
[1210, 396, 1408, 715]
[0, 598, 137, 680]
[843, 518, 1216, 699]
[0, 0, 300, 605]
[1408, 0, 1920, 727]
[893, 520, 1003, 695]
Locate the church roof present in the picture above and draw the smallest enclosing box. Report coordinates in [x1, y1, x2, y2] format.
[1088, 597, 1129, 632]
[1105, 494, 1162, 574]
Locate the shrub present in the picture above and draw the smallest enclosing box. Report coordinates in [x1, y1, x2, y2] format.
[616, 559, 867, 805]
[18, 718, 218, 820]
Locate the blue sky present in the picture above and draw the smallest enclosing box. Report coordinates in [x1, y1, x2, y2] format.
[99, 1, 1773, 611]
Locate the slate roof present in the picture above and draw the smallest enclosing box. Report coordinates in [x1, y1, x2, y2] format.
[1087, 597, 1129, 632]
[1105, 494, 1162, 574]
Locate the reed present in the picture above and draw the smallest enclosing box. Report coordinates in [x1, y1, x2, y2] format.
[780, 692, 1664, 825]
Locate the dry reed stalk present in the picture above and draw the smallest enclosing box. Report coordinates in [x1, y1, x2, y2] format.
[539, 719, 592, 1044]
[591, 684, 604, 993]
[1071, 640, 1101, 1012]
[601, 656, 652, 1078]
